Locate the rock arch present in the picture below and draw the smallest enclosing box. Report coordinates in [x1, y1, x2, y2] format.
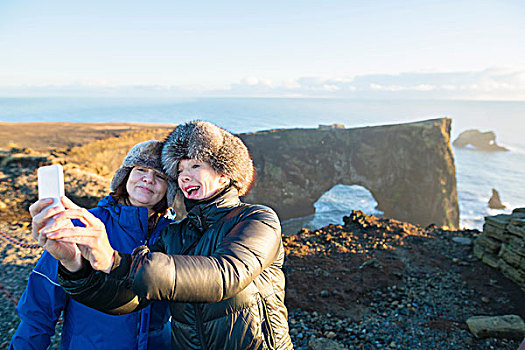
[309, 184, 383, 227]
[313, 184, 383, 215]
[241, 118, 459, 228]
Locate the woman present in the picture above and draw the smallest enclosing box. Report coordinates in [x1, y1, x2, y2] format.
[11, 140, 173, 350]
[34, 121, 293, 349]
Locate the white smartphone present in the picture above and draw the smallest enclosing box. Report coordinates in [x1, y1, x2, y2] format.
[37, 164, 65, 210]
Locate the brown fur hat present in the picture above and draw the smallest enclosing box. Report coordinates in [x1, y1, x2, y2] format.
[162, 120, 256, 202]
[110, 140, 169, 192]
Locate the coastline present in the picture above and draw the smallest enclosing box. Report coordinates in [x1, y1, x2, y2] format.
[0, 121, 523, 348]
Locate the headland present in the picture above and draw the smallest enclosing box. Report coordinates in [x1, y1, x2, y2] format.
[0, 121, 522, 349]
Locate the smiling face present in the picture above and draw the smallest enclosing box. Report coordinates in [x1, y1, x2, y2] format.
[126, 166, 168, 211]
[177, 159, 229, 200]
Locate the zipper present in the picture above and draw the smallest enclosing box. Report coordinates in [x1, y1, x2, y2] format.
[195, 304, 207, 350]
[144, 231, 151, 246]
[259, 294, 276, 350]
[145, 215, 165, 246]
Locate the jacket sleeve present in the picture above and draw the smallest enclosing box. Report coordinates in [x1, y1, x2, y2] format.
[59, 206, 282, 311]
[57, 252, 152, 315]
[10, 252, 66, 350]
[56, 213, 168, 315]
[134, 205, 282, 302]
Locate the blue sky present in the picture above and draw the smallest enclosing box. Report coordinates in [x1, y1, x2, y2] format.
[1, 0, 524, 99]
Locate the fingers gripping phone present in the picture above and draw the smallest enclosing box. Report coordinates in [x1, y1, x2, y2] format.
[37, 164, 65, 210]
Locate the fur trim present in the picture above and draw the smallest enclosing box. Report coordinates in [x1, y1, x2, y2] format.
[110, 140, 168, 192]
[162, 120, 255, 203]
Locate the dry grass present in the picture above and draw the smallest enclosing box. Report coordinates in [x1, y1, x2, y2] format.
[66, 128, 173, 178]
[0, 122, 175, 153]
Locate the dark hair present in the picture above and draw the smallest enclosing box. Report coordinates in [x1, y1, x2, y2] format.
[111, 170, 169, 215]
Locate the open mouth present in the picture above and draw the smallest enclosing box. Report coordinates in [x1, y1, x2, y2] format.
[185, 185, 200, 196]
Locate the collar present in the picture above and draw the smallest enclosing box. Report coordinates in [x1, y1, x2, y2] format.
[183, 182, 235, 212]
[185, 186, 240, 233]
[97, 195, 171, 238]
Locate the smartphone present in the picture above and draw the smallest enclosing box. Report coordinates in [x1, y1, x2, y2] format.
[37, 164, 65, 210]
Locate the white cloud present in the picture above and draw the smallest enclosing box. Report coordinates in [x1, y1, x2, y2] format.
[240, 76, 274, 87]
[282, 79, 302, 89]
[1, 68, 524, 100]
[321, 84, 340, 92]
[368, 83, 435, 92]
[440, 84, 457, 91]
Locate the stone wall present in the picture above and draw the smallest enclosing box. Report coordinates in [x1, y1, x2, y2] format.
[241, 118, 459, 228]
[474, 208, 525, 292]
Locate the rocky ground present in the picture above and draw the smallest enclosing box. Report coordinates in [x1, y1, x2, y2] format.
[283, 212, 524, 349]
[0, 123, 524, 349]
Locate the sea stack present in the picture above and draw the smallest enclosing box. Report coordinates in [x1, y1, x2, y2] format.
[489, 188, 506, 209]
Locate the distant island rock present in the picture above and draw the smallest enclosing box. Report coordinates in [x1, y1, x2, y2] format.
[453, 129, 508, 152]
[488, 188, 506, 210]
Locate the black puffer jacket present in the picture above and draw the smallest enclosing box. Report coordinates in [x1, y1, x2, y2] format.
[58, 187, 293, 350]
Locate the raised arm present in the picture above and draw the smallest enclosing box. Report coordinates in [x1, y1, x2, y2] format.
[37, 196, 116, 273]
[30, 197, 82, 270]
[134, 206, 281, 302]
[58, 205, 282, 314]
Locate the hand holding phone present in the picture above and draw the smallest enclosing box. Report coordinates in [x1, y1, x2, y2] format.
[37, 164, 65, 210]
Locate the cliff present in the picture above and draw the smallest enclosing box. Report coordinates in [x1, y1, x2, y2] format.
[0, 119, 459, 228]
[0, 121, 521, 349]
[241, 118, 459, 228]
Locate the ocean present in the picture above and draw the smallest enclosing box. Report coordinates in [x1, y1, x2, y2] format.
[1, 97, 524, 230]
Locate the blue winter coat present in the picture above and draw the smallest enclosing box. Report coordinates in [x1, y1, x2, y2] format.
[10, 195, 173, 350]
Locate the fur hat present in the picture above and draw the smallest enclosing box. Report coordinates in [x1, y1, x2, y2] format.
[110, 140, 168, 192]
[162, 120, 256, 202]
